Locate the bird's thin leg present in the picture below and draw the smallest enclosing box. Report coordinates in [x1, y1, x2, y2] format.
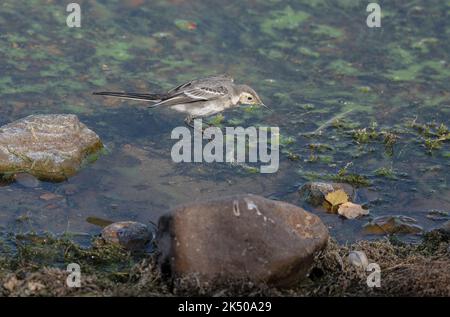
[184, 115, 220, 140]
[184, 115, 195, 129]
[184, 115, 205, 135]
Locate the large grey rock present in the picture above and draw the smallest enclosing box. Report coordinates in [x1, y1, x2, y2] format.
[0, 114, 102, 181]
[156, 194, 329, 288]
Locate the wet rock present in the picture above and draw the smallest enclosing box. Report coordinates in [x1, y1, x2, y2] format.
[438, 220, 450, 237]
[39, 192, 63, 201]
[0, 114, 103, 182]
[14, 173, 41, 188]
[363, 215, 423, 235]
[156, 194, 329, 288]
[101, 221, 152, 251]
[298, 182, 355, 206]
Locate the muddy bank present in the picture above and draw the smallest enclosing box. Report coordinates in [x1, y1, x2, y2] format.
[0, 230, 448, 296]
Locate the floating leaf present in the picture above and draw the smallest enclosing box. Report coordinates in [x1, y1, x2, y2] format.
[338, 202, 369, 219]
[324, 189, 349, 212]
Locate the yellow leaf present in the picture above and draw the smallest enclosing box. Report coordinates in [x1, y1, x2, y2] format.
[325, 189, 349, 212]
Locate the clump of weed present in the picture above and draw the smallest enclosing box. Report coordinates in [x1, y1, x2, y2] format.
[374, 167, 397, 179]
[330, 167, 371, 187]
[307, 143, 333, 162]
[282, 149, 300, 161]
[381, 131, 399, 156]
[352, 122, 379, 144]
[407, 119, 450, 154]
[303, 233, 450, 296]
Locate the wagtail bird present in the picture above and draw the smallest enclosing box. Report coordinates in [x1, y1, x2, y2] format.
[93, 75, 269, 127]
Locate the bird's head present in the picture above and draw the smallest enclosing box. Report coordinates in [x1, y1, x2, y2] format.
[236, 85, 270, 110]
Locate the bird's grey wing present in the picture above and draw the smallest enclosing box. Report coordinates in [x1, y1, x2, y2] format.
[166, 74, 233, 95]
[183, 85, 228, 100]
[152, 85, 229, 107]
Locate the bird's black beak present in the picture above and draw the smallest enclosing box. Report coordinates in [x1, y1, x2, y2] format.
[260, 103, 272, 111]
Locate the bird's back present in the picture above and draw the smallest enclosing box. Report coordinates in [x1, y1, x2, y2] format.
[166, 74, 234, 97]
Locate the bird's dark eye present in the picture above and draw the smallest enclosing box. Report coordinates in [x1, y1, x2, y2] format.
[248, 96, 253, 100]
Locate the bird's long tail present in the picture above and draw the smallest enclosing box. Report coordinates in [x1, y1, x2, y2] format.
[93, 91, 163, 102]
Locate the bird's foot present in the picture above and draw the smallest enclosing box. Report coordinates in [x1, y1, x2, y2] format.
[184, 115, 195, 129]
[184, 116, 220, 140]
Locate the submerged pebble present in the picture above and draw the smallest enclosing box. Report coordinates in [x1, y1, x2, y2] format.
[13, 173, 40, 188]
[39, 192, 63, 201]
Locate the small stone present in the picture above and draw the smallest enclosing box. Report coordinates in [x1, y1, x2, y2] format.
[348, 251, 369, 269]
[156, 194, 329, 288]
[299, 182, 354, 207]
[3, 275, 19, 292]
[101, 221, 152, 251]
[27, 281, 45, 292]
[363, 215, 423, 235]
[338, 202, 369, 219]
[0, 114, 103, 181]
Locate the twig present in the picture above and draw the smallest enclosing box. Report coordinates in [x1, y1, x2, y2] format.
[303, 109, 353, 136]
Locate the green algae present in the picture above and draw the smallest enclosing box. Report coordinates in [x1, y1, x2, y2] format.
[411, 38, 439, 54]
[312, 24, 344, 39]
[207, 114, 225, 127]
[328, 60, 359, 76]
[298, 46, 320, 58]
[95, 41, 133, 62]
[261, 6, 310, 36]
[388, 61, 450, 82]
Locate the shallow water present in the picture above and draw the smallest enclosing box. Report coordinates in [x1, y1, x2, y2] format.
[0, 0, 449, 244]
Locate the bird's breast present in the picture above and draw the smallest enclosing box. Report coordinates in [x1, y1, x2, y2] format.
[170, 99, 232, 117]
